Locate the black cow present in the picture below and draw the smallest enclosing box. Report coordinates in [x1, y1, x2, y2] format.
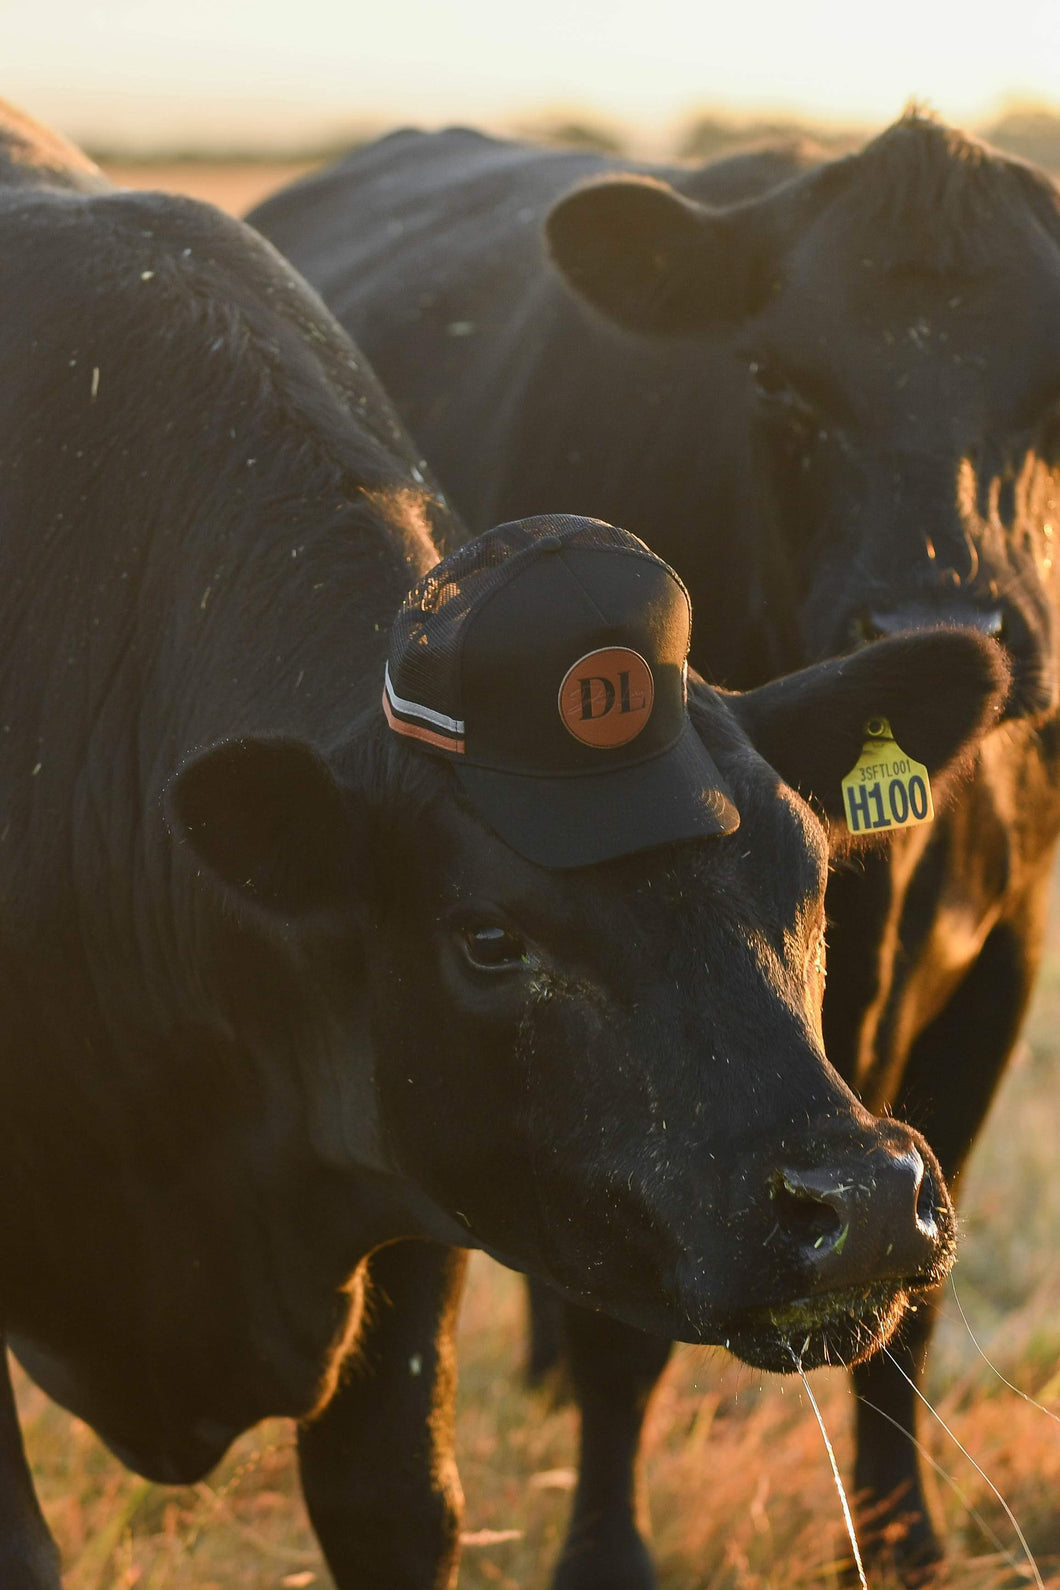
[0, 105, 1012, 1590]
[249, 110, 1060, 1583]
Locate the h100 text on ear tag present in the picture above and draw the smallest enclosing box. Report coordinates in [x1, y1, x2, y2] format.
[841, 717, 934, 835]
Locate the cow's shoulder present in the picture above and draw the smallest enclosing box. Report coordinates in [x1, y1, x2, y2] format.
[0, 97, 109, 194]
[0, 181, 285, 305]
[0, 182, 413, 459]
[0, 181, 444, 612]
[0, 185, 297, 399]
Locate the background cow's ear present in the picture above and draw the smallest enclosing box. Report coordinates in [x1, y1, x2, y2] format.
[167, 736, 361, 918]
[729, 630, 1011, 829]
[545, 177, 762, 334]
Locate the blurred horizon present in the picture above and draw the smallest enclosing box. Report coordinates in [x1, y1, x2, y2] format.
[84, 100, 1060, 175]
[7, 0, 1060, 159]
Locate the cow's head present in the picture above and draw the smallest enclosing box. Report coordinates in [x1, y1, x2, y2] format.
[546, 113, 1060, 712]
[169, 618, 1007, 1374]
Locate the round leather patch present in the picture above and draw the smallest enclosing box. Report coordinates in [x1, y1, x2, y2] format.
[558, 647, 655, 748]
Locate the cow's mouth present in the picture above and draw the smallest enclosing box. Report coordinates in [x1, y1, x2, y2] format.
[720, 1278, 918, 1373]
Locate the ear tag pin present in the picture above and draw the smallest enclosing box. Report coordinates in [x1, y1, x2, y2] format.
[841, 716, 934, 836]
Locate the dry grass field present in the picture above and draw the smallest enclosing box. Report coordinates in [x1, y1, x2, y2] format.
[18, 154, 1057, 1590]
[14, 859, 1060, 1589]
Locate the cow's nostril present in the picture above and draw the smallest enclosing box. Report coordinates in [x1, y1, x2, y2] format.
[767, 1145, 949, 1294]
[773, 1178, 844, 1252]
[915, 1163, 939, 1235]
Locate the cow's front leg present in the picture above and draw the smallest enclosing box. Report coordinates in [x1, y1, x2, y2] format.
[525, 1272, 568, 1386]
[852, 894, 1048, 1583]
[0, 1335, 61, 1589]
[297, 1239, 467, 1590]
[552, 1302, 672, 1590]
[852, 1299, 941, 1581]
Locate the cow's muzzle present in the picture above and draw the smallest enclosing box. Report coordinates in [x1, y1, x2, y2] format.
[705, 1123, 955, 1373]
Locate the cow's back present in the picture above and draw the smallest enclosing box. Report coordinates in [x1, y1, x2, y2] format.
[252, 127, 819, 301]
[251, 128, 609, 321]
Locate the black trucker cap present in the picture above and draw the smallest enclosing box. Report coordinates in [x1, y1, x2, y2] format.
[382, 514, 740, 867]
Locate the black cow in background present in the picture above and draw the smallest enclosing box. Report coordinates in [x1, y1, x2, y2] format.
[250, 110, 1060, 1584]
[0, 103, 1012, 1590]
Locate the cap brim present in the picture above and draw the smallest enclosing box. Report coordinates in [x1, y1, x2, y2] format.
[454, 719, 740, 869]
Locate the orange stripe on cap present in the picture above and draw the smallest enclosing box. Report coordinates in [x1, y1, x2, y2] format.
[382, 687, 466, 754]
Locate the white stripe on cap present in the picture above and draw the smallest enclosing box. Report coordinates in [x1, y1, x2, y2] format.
[384, 661, 465, 735]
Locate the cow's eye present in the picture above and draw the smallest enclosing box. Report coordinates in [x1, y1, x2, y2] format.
[461, 924, 528, 972]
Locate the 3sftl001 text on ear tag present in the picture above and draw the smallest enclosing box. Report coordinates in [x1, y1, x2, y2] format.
[841, 717, 934, 835]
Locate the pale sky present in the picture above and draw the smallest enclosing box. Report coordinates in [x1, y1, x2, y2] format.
[6, 0, 1060, 153]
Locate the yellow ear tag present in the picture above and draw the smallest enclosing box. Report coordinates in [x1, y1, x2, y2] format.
[841, 717, 934, 835]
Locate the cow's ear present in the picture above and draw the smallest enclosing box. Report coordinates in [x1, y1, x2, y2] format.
[729, 630, 1011, 830]
[167, 736, 361, 918]
[546, 176, 765, 334]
